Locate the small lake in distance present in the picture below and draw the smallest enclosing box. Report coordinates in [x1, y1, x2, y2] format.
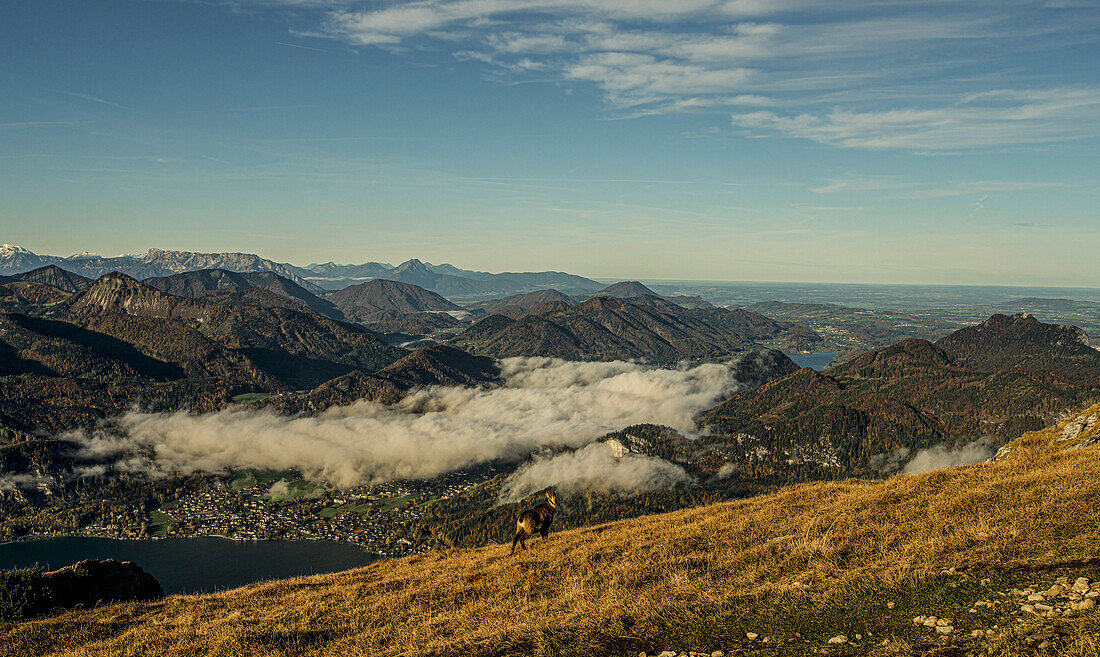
[785, 352, 839, 371]
[0, 537, 380, 594]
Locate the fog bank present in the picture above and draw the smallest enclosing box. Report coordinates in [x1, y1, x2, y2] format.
[902, 438, 994, 475]
[497, 442, 693, 505]
[68, 357, 746, 488]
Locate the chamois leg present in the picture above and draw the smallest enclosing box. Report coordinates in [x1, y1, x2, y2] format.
[511, 531, 522, 555]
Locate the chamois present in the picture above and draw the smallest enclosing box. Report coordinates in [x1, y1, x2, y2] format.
[510, 490, 556, 554]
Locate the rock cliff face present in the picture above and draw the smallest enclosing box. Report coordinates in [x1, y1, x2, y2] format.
[141, 248, 313, 288]
[0, 245, 316, 289]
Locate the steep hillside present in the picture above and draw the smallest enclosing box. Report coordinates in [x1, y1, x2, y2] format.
[325, 278, 460, 322]
[450, 296, 785, 362]
[10, 404, 1100, 656]
[936, 312, 1100, 382]
[68, 274, 404, 378]
[143, 270, 341, 319]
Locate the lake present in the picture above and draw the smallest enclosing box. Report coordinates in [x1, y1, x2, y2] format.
[786, 352, 839, 371]
[0, 537, 381, 594]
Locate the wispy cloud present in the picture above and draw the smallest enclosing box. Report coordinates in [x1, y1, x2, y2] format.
[809, 174, 916, 195]
[897, 180, 1061, 199]
[60, 91, 126, 109]
[732, 88, 1100, 150]
[232, 0, 1100, 151]
[0, 121, 75, 129]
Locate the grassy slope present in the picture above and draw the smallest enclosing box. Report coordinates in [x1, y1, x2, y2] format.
[5, 404, 1100, 657]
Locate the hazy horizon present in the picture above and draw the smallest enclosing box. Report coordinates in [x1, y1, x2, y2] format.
[8, 240, 1100, 295]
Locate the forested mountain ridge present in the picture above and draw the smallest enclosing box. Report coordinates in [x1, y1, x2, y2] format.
[449, 295, 787, 362]
[142, 269, 342, 320]
[935, 312, 1100, 382]
[325, 278, 461, 322]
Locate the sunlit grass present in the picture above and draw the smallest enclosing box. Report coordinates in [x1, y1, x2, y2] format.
[5, 403, 1100, 656]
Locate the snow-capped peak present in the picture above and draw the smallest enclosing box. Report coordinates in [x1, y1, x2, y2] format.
[0, 243, 32, 255]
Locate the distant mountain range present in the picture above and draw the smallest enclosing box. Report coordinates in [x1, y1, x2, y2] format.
[0, 245, 317, 289]
[0, 245, 604, 299]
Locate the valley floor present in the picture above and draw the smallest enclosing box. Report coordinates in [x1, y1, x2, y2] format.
[4, 403, 1100, 657]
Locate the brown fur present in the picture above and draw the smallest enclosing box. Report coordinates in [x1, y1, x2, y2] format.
[511, 490, 556, 554]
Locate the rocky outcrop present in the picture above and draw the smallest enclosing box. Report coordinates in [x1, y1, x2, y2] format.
[0, 559, 163, 621]
[41, 559, 164, 610]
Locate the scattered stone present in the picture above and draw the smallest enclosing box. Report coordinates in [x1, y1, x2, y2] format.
[1021, 604, 1036, 613]
[1027, 593, 1045, 602]
[827, 635, 848, 645]
[886, 601, 895, 609]
[1074, 578, 1092, 594]
[935, 625, 954, 635]
[745, 633, 758, 640]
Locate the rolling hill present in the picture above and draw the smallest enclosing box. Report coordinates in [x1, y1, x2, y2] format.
[594, 280, 659, 298]
[325, 278, 461, 322]
[746, 300, 959, 352]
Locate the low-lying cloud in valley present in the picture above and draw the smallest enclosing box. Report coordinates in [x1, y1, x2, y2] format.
[497, 442, 694, 505]
[68, 357, 746, 491]
[901, 438, 994, 475]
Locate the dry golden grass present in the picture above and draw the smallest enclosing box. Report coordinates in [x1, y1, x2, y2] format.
[5, 403, 1100, 656]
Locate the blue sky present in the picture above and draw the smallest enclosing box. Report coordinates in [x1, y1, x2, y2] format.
[1, 0, 1098, 285]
